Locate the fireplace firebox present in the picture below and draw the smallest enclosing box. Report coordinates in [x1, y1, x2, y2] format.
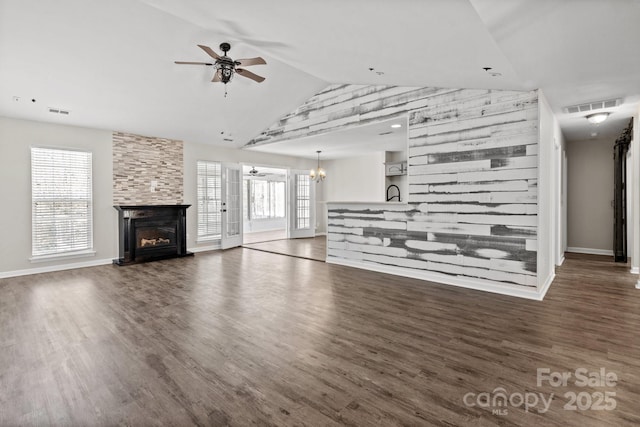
[114, 205, 193, 265]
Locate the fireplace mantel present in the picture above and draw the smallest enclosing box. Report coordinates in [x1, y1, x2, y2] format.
[113, 205, 193, 265]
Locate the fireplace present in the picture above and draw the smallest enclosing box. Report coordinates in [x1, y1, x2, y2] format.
[114, 205, 193, 265]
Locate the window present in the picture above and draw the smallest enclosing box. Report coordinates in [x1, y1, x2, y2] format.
[31, 147, 93, 258]
[244, 178, 285, 220]
[197, 161, 222, 241]
[295, 174, 310, 229]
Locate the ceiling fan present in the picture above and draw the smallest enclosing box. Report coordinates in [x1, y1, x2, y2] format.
[247, 166, 266, 177]
[175, 42, 266, 86]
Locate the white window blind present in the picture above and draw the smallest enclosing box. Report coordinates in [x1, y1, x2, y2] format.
[31, 147, 93, 257]
[197, 161, 222, 240]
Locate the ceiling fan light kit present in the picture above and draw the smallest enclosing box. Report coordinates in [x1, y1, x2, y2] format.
[586, 112, 610, 124]
[175, 42, 266, 96]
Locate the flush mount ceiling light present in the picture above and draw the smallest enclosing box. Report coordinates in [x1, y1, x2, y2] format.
[390, 123, 402, 128]
[586, 112, 610, 124]
[309, 150, 326, 183]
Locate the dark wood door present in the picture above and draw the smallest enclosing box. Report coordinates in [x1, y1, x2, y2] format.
[613, 120, 633, 262]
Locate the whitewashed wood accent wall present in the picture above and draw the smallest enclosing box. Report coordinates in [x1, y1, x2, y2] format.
[252, 84, 539, 289]
[246, 84, 430, 147]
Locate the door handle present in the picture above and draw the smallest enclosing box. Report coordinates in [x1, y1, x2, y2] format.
[221, 209, 227, 212]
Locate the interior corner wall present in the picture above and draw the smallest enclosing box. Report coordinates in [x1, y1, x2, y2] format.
[555, 124, 567, 266]
[323, 153, 386, 203]
[315, 178, 327, 235]
[566, 137, 614, 254]
[0, 117, 116, 276]
[536, 90, 558, 290]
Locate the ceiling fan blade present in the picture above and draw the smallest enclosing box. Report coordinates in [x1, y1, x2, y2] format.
[198, 44, 220, 60]
[174, 61, 214, 66]
[235, 57, 266, 67]
[236, 68, 265, 83]
[212, 70, 222, 83]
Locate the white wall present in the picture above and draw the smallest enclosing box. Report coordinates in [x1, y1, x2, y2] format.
[322, 152, 386, 202]
[566, 137, 614, 254]
[537, 91, 557, 292]
[314, 152, 386, 235]
[554, 121, 567, 266]
[0, 117, 115, 276]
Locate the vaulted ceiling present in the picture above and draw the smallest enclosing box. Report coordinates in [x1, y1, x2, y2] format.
[1, 0, 639, 155]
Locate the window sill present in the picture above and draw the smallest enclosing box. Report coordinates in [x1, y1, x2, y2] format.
[30, 249, 97, 264]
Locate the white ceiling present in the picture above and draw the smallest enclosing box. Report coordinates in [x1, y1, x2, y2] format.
[1, 0, 639, 155]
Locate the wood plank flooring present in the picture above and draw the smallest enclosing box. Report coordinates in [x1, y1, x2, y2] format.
[0, 251, 639, 426]
[243, 236, 326, 262]
[243, 229, 288, 245]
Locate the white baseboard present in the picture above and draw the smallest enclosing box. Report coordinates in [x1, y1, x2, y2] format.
[538, 272, 556, 301]
[326, 256, 544, 300]
[636, 280, 640, 289]
[556, 256, 565, 267]
[0, 258, 114, 279]
[630, 266, 639, 274]
[566, 247, 614, 256]
[314, 232, 327, 237]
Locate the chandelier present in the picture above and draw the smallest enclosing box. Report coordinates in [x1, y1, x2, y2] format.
[310, 150, 326, 183]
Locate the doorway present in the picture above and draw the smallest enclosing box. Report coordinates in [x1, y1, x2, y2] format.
[241, 165, 324, 261]
[242, 165, 288, 244]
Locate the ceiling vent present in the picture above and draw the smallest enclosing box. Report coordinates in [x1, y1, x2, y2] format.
[563, 98, 621, 114]
[48, 107, 70, 115]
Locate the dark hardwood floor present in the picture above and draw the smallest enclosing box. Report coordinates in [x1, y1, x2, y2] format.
[242, 229, 288, 245]
[243, 236, 326, 262]
[1, 250, 639, 426]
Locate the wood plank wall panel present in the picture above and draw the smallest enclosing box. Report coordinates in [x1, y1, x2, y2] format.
[405, 88, 538, 288]
[256, 84, 539, 290]
[244, 85, 484, 147]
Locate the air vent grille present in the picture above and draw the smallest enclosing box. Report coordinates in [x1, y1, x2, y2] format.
[48, 107, 70, 115]
[564, 98, 621, 114]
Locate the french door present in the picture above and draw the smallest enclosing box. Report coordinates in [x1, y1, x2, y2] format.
[221, 162, 243, 249]
[288, 169, 315, 239]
